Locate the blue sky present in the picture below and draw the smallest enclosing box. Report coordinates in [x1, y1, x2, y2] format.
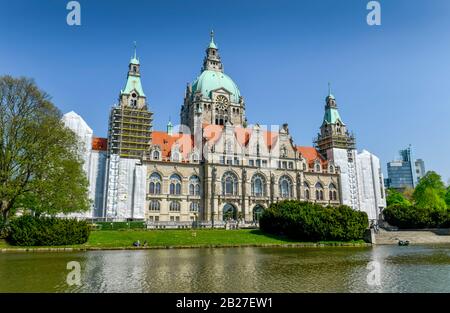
[1, 0, 449, 182]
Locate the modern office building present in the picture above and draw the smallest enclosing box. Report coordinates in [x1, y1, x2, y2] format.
[385, 146, 425, 190]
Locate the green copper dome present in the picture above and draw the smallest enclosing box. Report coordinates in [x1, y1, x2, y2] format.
[191, 70, 241, 103]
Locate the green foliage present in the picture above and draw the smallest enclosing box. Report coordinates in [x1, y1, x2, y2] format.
[386, 189, 411, 207]
[259, 200, 368, 241]
[413, 171, 447, 210]
[7, 215, 90, 246]
[383, 205, 450, 229]
[0, 76, 90, 222]
[445, 186, 450, 207]
[95, 221, 146, 231]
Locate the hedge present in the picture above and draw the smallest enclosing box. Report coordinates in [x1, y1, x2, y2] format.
[259, 200, 368, 241]
[7, 215, 91, 246]
[383, 205, 450, 229]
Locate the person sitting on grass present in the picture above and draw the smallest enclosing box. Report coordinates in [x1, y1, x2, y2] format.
[133, 240, 140, 247]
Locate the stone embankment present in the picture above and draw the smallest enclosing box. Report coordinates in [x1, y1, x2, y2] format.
[375, 228, 450, 245]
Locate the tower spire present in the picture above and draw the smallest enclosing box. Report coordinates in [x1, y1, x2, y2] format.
[130, 41, 139, 65]
[209, 30, 217, 49]
[202, 30, 222, 72]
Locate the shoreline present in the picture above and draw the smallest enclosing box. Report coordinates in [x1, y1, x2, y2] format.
[0, 242, 371, 253]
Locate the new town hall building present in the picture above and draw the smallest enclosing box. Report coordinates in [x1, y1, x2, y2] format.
[63, 33, 386, 225]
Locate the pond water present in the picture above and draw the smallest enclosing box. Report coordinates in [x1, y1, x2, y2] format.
[1, 245, 450, 292]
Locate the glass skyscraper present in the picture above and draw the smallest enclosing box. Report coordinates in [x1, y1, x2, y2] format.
[385, 146, 425, 190]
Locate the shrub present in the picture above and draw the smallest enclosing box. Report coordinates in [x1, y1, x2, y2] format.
[7, 215, 90, 246]
[259, 201, 368, 241]
[383, 205, 450, 229]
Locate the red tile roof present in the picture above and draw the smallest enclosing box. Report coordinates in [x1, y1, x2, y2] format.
[296, 146, 327, 167]
[152, 131, 194, 159]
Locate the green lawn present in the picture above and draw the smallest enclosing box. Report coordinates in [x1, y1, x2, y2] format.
[0, 229, 367, 250]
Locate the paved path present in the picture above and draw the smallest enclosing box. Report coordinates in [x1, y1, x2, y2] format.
[375, 228, 450, 245]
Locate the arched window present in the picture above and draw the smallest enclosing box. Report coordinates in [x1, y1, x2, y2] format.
[149, 200, 160, 211]
[190, 202, 200, 212]
[304, 182, 310, 200]
[172, 151, 180, 162]
[315, 163, 321, 172]
[251, 174, 266, 197]
[279, 175, 293, 198]
[329, 165, 334, 173]
[302, 163, 307, 171]
[222, 172, 238, 196]
[169, 174, 182, 195]
[169, 201, 181, 211]
[189, 175, 201, 196]
[329, 183, 337, 201]
[149, 172, 162, 195]
[315, 182, 324, 200]
[153, 150, 160, 160]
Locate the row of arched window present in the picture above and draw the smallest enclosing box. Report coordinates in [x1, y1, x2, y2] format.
[149, 173, 201, 196]
[149, 200, 200, 213]
[304, 182, 338, 201]
[221, 171, 337, 201]
[149, 171, 338, 201]
[151, 150, 200, 163]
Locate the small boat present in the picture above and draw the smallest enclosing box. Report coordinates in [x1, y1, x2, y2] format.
[398, 240, 410, 246]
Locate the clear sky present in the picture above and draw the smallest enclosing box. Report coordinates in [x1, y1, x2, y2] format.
[1, 0, 449, 182]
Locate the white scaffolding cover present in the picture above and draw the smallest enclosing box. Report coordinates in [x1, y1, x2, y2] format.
[106, 157, 147, 219]
[88, 150, 107, 218]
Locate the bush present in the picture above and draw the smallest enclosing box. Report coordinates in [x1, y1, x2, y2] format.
[383, 205, 450, 229]
[259, 201, 368, 241]
[7, 215, 90, 246]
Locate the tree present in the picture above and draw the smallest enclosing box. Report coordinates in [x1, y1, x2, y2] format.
[446, 186, 450, 208]
[402, 187, 414, 202]
[386, 189, 411, 207]
[0, 76, 90, 223]
[413, 171, 447, 210]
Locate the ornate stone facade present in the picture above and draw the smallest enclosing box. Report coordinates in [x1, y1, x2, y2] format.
[140, 33, 341, 223]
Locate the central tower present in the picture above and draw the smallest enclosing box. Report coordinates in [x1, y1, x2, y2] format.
[181, 31, 246, 133]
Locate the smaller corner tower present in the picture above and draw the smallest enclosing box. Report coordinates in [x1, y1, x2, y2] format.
[108, 42, 153, 159]
[315, 83, 355, 158]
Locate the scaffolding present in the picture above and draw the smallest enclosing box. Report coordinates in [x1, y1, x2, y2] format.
[108, 106, 153, 159]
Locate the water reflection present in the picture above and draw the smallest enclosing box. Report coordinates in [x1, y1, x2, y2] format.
[1, 245, 450, 292]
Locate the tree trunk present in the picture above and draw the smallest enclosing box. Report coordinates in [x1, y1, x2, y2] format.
[1, 200, 10, 223]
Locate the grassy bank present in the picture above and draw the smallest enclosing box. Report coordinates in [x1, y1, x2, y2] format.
[0, 229, 368, 251]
